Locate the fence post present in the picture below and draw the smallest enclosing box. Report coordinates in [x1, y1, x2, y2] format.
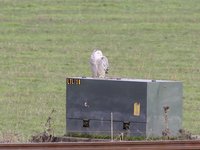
[111, 112, 113, 141]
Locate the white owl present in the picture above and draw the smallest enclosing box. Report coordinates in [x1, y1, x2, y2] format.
[89, 49, 109, 78]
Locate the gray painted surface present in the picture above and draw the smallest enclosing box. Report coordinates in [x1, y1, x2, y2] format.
[147, 82, 182, 137]
[66, 77, 182, 137]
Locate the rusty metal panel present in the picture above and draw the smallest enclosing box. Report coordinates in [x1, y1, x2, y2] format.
[146, 81, 182, 137]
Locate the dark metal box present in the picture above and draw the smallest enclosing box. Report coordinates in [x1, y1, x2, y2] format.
[66, 77, 182, 137]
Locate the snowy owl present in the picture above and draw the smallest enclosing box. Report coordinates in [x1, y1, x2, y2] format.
[89, 49, 109, 78]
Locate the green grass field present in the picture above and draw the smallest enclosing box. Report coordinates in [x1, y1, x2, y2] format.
[0, 0, 200, 140]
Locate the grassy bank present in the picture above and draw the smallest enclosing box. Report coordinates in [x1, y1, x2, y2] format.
[0, 0, 200, 139]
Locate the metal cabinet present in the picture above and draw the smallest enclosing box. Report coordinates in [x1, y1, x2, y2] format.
[66, 77, 182, 137]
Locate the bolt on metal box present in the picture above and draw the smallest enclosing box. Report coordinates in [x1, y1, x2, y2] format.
[66, 77, 182, 137]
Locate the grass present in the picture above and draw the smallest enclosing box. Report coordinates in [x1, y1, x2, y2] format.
[0, 0, 200, 140]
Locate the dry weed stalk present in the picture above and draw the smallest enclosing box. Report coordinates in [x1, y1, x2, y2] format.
[30, 109, 56, 142]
